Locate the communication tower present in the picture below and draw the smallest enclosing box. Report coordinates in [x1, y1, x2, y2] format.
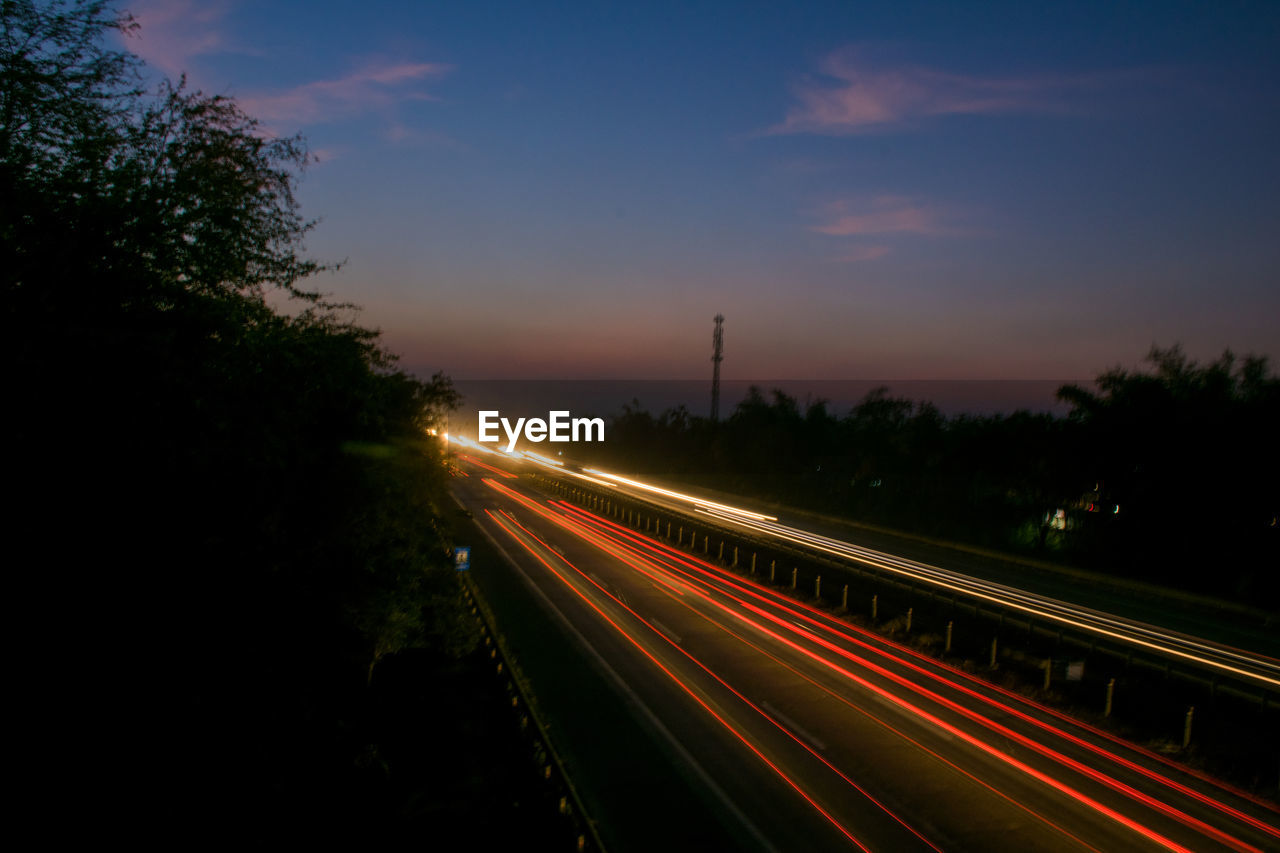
[710, 314, 724, 422]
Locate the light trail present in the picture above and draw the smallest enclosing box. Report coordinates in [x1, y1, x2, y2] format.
[482, 479, 1242, 852]
[494, 506, 944, 852]
[557, 500, 1280, 837]
[678, 505, 1280, 690]
[457, 453, 518, 478]
[582, 468, 777, 521]
[482, 505, 880, 852]
[542, 497, 1275, 851]
[553, 464, 1278, 688]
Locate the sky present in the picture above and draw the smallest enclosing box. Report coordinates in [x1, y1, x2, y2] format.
[116, 0, 1280, 381]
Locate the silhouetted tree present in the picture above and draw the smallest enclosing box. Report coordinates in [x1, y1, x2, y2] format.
[5, 2, 472, 837]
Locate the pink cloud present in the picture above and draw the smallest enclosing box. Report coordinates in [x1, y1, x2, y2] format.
[122, 3, 452, 132]
[811, 196, 948, 236]
[770, 48, 1108, 135]
[124, 0, 238, 78]
[237, 62, 453, 126]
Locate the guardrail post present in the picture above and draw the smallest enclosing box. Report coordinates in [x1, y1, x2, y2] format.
[1043, 659, 1051, 690]
[751, 553, 757, 574]
[667, 521, 672, 539]
[906, 607, 912, 633]
[677, 526, 682, 545]
[841, 584, 848, 611]
[718, 541, 724, 561]
[815, 575, 821, 600]
[770, 560, 776, 583]
[1183, 706, 1194, 748]
[732, 546, 738, 567]
[703, 534, 709, 554]
[871, 594, 877, 621]
[1105, 678, 1115, 717]
[989, 637, 998, 669]
[790, 567, 797, 590]
[945, 621, 953, 653]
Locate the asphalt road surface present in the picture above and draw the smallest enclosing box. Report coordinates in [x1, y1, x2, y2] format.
[451, 463, 1280, 853]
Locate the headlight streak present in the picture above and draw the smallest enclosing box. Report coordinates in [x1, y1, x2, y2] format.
[480, 502, 880, 852]
[549, 499, 1276, 851]
[581, 468, 778, 521]
[457, 453, 519, 478]
[521, 450, 565, 467]
[522, 454, 619, 487]
[690, 507, 1280, 689]
[571, 503, 1280, 822]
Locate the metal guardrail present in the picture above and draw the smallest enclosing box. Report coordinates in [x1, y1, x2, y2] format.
[460, 572, 607, 853]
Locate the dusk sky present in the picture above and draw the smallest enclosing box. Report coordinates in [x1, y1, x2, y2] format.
[118, 1, 1280, 381]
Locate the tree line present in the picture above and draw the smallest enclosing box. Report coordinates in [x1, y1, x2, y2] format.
[4, 1, 470, 838]
[581, 347, 1279, 605]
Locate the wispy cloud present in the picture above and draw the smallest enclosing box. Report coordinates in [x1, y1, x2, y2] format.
[124, 2, 452, 133]
[770, 48, 1117, 135]
[811, 196, 951, 236]
[125, 0, 240, 78]
[237, 62, 453, 126]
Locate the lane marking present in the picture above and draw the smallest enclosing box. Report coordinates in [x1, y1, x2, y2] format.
[651, 619, 683, 645]
[762, 701, 828, 752]
[469, 507, 782, 853]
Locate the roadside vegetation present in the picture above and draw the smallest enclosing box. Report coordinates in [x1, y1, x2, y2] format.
[3, 1, 489, 839]
[585, 347, 1279, 605]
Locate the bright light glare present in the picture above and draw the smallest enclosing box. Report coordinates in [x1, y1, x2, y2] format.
[583, 468, 777, 521]
[450, 434, 496, 454]
[523, 450, 565, 467]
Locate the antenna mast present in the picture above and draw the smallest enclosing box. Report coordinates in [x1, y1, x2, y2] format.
[710, 314, 724, 421]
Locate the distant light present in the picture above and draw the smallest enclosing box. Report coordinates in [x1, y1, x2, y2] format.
[524, 450, 564, 467]
[583, 468, 777, 521]
[1113, 505, 1120, 515]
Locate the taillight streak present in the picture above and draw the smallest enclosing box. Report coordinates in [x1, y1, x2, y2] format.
[556, 500, 1280, 838]
[549, 500, 1260, 851]
[481, 506, 877, 851]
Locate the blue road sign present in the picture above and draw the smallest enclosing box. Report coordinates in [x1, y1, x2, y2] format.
[454, 546, 471, 571]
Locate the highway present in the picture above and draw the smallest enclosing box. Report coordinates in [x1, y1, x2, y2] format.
[450, 458, 1280, 852]
[485, 446, 1279, 692]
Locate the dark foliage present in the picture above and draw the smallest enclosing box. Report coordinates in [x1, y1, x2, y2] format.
[4, 1, 471, 839]
[580, 349, 1278, 605]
